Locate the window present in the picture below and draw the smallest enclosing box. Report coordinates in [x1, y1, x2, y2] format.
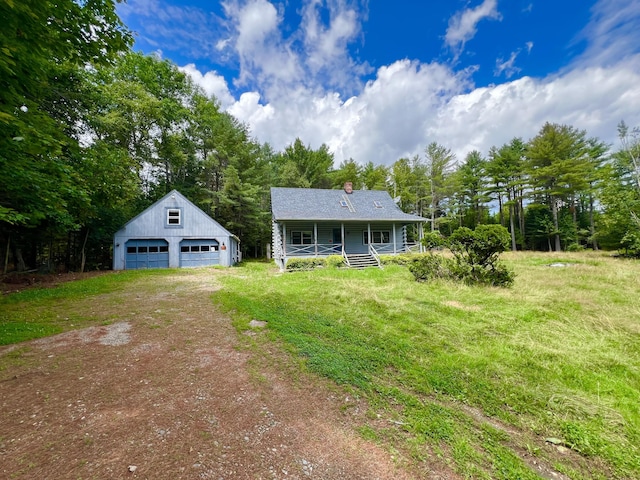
[291, 231, 313, 245]
[373, 201, 383, 208]
[340, 200, 348, 207]
[159, 246, 169, 253]
[363, 230, 390, 244]
[127, 246, 136, 254]
[138, 246, 148, 253]
[167, 209, 181, 226]
[181, 246, 189, 253]
[149, 246, 159, 253]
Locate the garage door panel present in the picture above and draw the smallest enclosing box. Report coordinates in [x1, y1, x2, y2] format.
[125, 240, 169, 269]
[180, 239, 220, 267]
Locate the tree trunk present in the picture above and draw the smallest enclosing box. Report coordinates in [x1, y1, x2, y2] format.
[15, 248, 27, 272]
[80, 228, 90, 273]
[551, 197, 561, 251]
[589, 192, 598, 250]
[497, 193, 504, 226]
[3, 236, 10, 274]
[509, 203, 517, 251]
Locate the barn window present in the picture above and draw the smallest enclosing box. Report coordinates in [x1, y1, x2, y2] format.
[363, 231, 390, 244]
[291, 231, 313, 245]
[167, 209, 181, 226]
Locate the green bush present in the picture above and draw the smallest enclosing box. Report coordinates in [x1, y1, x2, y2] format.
[380, 253, 418, 266]
[422, 231, 446, 250]
[407, 225, 515, 287]
[620, 231, 640, 258]
[407, 254, 454, 282]
[285, 258, 326, 271]
[325, 255, 346, 268]
[448, 225, 514, 287]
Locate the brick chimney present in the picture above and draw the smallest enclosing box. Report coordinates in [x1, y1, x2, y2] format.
[344, 182, 353, 194]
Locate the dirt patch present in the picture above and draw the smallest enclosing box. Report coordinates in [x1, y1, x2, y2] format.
[0, 269, 455, 479]
[1, 270, 109, 294]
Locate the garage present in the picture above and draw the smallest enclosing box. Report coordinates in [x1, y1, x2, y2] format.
[179, 239, 220, 267]
[125, 239, 170, 269]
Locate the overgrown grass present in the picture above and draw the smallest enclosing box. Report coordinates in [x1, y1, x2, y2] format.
[2, 255, 638, 478]
[214, 253, 640, 479]
[0, 269, 176, 345]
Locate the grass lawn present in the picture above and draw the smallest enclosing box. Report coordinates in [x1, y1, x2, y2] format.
[214, 252, 640, 479]
[1, 252, 638, 478]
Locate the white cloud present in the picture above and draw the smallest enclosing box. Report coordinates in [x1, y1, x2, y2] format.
[495, 51, 521, 78]
[222, 0, 303, 90]
[125, 0, 640, 169]
[445, 0, 502, 60]
[212, 54, 640, 166]
[572, 0, 640, 67]
[178, 64, 236, 108]
[300, 0, 369, 91]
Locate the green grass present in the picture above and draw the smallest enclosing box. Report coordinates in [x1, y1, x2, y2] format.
[2, 254, 639, 478]
[213, 253, 640, 479]
[0, 269, 174, 345]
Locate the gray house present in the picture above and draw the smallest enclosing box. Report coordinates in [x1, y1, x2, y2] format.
[271, 183, 427, 269]
[113, 190, 240, 270]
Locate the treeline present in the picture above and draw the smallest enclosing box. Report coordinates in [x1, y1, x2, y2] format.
[1, 1, 640, 273]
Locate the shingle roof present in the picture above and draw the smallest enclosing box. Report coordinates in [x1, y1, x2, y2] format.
[270, 187, 427, 222]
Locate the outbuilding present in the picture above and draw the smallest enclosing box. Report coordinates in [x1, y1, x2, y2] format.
[113, 190, 240, 270]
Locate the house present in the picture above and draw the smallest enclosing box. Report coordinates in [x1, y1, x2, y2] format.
[113, 190, 240, 270]
[271, 183, 428, 269]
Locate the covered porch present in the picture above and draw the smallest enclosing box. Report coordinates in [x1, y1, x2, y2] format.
[272, 220, 425, 269]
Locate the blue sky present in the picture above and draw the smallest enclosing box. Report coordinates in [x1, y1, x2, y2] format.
[117, 0, 640, 166]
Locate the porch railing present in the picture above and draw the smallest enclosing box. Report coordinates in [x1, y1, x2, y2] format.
[369, 244, 382, 268]
[285, 243, 342, 257]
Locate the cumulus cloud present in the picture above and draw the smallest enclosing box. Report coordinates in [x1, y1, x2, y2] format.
[178, 64, 236, 108]
[445, 0, 502, 61]
[130, 0, 640, 168]
[222, 0, 302, 90]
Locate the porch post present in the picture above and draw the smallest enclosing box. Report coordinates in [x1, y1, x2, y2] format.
[283, 223, 287, 256]
[341, 223, 345, 254]
[393, 223, 397, 254]
[367, 223, 371, 248]
[314, 222, 318, 255]
[419, 222, 424, 253]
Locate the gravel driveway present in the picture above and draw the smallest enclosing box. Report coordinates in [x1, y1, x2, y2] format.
[0, 270, 453, 479]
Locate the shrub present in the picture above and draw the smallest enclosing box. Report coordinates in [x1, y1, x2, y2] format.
[380, 253, 417, 266]
[448, 225, 514, 287]
[422, 231, 446, 250]
[620, 231, 640, 258]
[408, 254, 454, 282]
[285, 258, 326, 271]
[325, 255, 346, 268]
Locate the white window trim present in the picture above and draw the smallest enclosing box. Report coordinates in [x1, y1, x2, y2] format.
[363, 230, 391, 244]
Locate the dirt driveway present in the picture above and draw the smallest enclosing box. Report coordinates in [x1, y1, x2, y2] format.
[0, 269, 454, 479]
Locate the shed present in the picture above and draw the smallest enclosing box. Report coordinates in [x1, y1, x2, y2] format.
[271, 183, 427, 269]
[113, 190, 240, 270]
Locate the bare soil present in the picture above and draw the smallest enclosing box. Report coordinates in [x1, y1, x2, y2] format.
[0, 269, 456, 479]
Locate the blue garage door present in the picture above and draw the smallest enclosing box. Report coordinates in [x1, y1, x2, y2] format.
[125, 239, 169, 269]
[180, 239, 220, 267]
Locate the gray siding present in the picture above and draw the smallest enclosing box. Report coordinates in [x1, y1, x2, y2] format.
[113, 190, 239, 270]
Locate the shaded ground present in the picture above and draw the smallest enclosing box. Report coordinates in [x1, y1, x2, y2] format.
[0, 269, 456, 479]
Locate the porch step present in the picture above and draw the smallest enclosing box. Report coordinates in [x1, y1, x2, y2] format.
[345, 253, 380, 269]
